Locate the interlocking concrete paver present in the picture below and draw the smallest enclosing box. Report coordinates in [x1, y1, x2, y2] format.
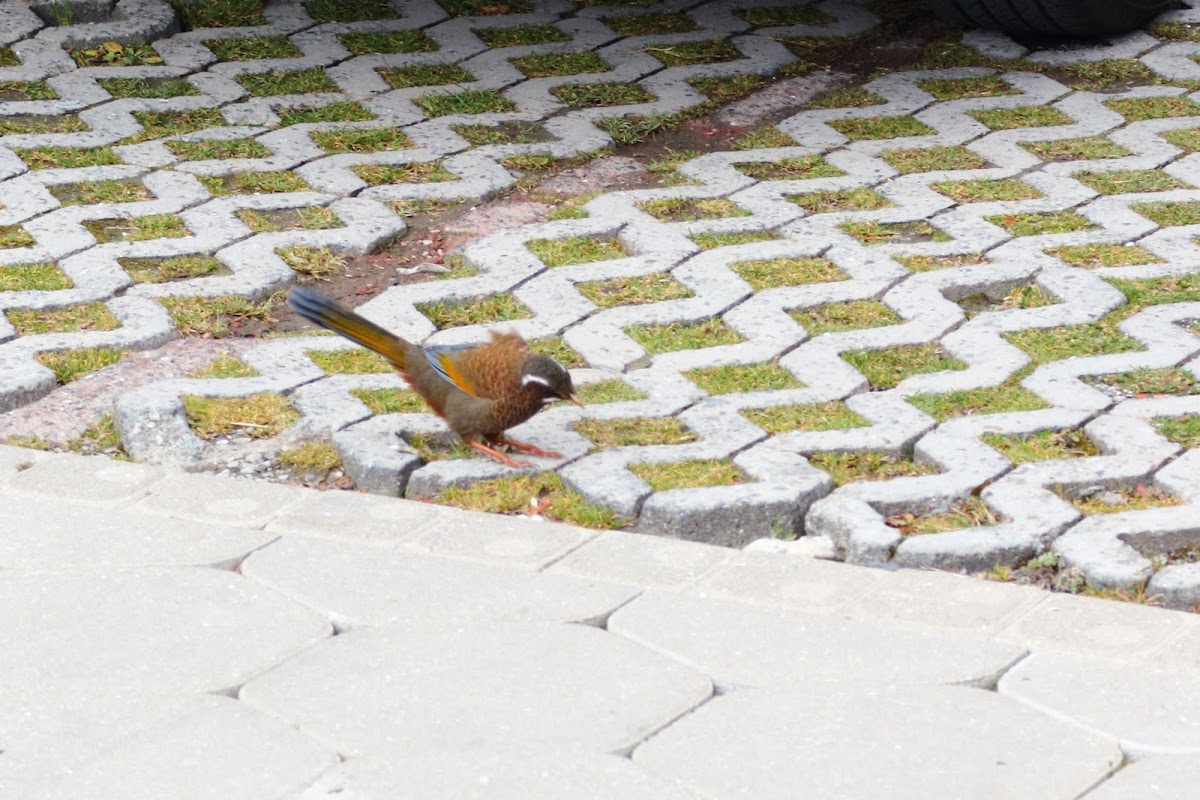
[610, 590, 1027, 689]
[546, 527, 729, 588]
[240, 621, 713, 759]
[996, 592, 1200, 661]
[404, 506, 599, 569]
[999, 651, 1200, 757]
[266, 484, 442, 544]
[1084, 754, 1200, 799]
[844, 567, 1047, 634]
[0, 493, 273, 568]
[0, 566, 331, 694]
[686, 548, 886, 610]
[131, 469, 309, 527]
[289, 749, 695, 800]
[0, 449, 1199, 795]
[241, 533, 636, 629]
[37, 696, 338, 800]
[5, 449, 166, 507]
[633, 685, 1122, 800]
[0, 441, 47, 476]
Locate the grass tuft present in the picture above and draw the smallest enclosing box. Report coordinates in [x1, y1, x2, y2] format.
[573, 416, 696, 449]
[183, 393, 299, 440]
[626, 318, 742, 353]
[418, 294, 530, 329]
[120, 254, 222, 283]
[843, 343, 965, 390]
[352, 387, 427, 415]
[629, 459, 744, 491]
[162, 294, 280, 337]
[983, 428, 1098, 464]
[528, 236, 624, 267]
[687, 361, 802, 395]
[8, 303, 118, 335]
[279, 441, 342, 474]
[37, 347, 125, 384]
[0, 262, 72, 291]
[742, 401, 867, 434]
[732, 257, 846, 290]
[806, 450, 938, 485]
[438, 472, 622, 530]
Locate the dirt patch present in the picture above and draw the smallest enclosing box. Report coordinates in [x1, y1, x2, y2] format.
[0, 338, 258, 445]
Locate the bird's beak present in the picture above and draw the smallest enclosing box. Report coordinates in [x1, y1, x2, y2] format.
[570, 393, 584, 408]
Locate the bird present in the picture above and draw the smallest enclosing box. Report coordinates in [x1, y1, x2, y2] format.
[287, 286, 582, 468]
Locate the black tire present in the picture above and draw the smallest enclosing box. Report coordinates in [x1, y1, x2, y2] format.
[923, 0, 1175, 37]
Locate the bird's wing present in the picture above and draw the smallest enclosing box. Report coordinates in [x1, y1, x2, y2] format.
[423, 344, 480, 398]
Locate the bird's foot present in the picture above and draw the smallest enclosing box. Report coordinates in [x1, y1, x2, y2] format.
[468, 439, 533, 469]
[495, 437, 563, 460]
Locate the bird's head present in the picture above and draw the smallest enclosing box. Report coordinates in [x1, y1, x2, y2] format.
[521, 355, 583, 407]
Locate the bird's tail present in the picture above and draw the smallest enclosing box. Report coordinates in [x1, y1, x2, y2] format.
[288, 286, 409, 369]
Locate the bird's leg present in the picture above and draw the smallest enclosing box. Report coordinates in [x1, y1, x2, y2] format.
[494, 436, 563, 460]
[465, 437, 533, 469]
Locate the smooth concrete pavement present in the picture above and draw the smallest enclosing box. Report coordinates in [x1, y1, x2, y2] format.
[2, 444, 1199, 799]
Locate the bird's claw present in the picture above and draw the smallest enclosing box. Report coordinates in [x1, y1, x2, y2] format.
[468, 439, 534, 469]
[496, 437, 563, 460]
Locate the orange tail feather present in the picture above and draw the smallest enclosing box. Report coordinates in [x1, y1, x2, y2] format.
[288, 287, 409, 369]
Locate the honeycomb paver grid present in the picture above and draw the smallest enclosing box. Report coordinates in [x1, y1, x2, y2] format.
[1, 1, 1200, 598]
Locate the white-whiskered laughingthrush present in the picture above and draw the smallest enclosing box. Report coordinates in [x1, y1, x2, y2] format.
[288, 286, 582, 468]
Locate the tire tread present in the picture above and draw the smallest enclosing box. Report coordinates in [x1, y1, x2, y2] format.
[922, 0, 1173, 37]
